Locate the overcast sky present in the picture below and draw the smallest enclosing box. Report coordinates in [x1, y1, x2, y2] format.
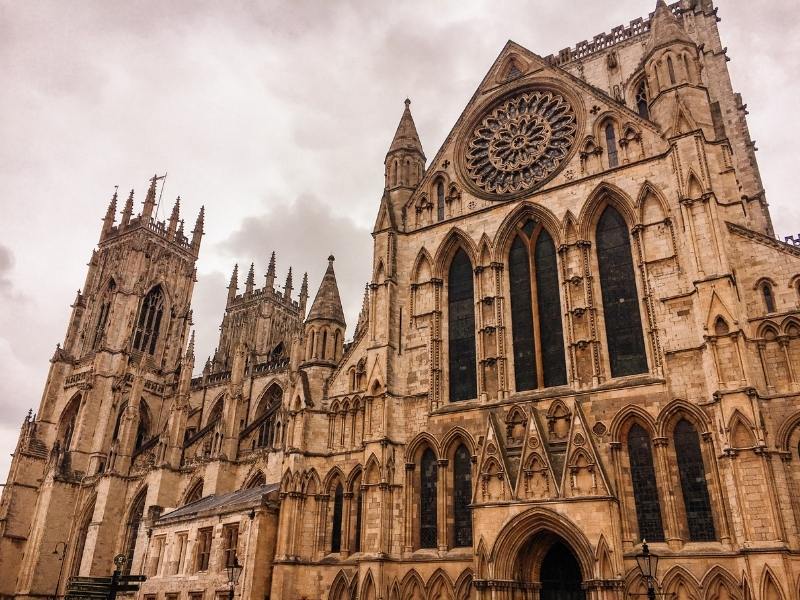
[1, 0, 798, 481]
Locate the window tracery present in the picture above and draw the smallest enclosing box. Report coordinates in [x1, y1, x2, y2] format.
[448, 249, 477, 402]
[436, 180, 445, 222]
[627, 424, 664, 541]
[453, 444, 472, 547]
[635, 81, 649, 119]
[133, 286, 164, 355]
[420, 448, 438, 548]
[674, 419, 715, 541]
[604, 122, 619, 168]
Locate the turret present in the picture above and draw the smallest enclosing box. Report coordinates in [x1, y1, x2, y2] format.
[299, 272, 309, 314]
[384, 98, 426, 194]
[303, 255, 346, 364]
[191, 206, 204, 253]
[263, 251, 276, 291]
[643, 0, 713, 138]
[284, 267, 293, 301]
[227, 264, 239, 304]
[120, 189, 134, 227]
[100, 189, 117, 241]
[168, 196, 180, 234]
[141, 174, 159, 220]
[245, 263, 255, 295]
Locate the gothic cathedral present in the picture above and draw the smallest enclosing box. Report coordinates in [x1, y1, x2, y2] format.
[2, 2, 799, 599]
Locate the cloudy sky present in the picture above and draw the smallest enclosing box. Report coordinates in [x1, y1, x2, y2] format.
[1, 0, 798, 481]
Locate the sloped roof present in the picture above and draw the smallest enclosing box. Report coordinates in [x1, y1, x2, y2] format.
[157, 483, 278, 523]
[387, 98, 425, 158]
[306, 256, 346, 326]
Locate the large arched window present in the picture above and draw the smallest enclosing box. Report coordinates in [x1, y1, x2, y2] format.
[70, 499, 95, 577]
[331, 483, 344, 552]
[92, 280, 116, 349]
[635, 81, 649, 119]
[508, 224, 567, 391]
[667, 56, 676, 85]
[436, 180, 445, 221]
[627, 424, 664, 541]
[122, 489, 146, 574]
[674, 419, 715, 541]
[605, 122, 619, 168]
[133, 286, 164, 355]
[134, 401, 151, 452]
[448, 249, 477, 402]
[183, 480, 203, 505]
[453, 444, 472, 547]
[596, 206, 647, 377]
[761, 282, 776, 313]
[420, 448, 438, 548]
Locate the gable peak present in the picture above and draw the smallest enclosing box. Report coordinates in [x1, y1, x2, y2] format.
[306, 255, 346, 326]
[387, 98, 425, 158]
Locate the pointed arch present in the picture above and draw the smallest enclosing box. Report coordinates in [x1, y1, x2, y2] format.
[323, 466, 346, 492]
[364, 454, 381, 484]
[491, 201, 563, 262]
[441, 427, 476, 458]
[302, 468, 320, 496]
[686, 170, 704, 199]
[400, 570, 425, 600]
[760, 565, 786, 600]
[361, 570, 377, 600]
[662, 565, 701, 600]
[447, 247, 478, 402]
[121, 486, 147, 574]
[728, 410, 756, 448]
[57, 393, 82, 450]
[406, 432, 440, 463]
[776, 410, 800, 452]
[244, 470, 266, 489]
[595, 534, 614, 579]
[70, 494, 96, 577]
[346, 464, 363, 491]
[329, 570, 351, 600]
[426, 569, 455, 600]
[701, 566, 741, 600]
[433, 227, 479, 279]
[636, 181, 669, 224]
[656, 399, 711, 438]
[412, 248, 433, 283]
[454, 569, 474, 600]
[609, 404, 657, 442]
[132, 284, 165, 355]
[578, 181, 638, 240]
[182, 478, 204, 505]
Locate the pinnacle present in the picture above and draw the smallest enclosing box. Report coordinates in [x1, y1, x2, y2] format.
[307, 255, 346, 326]
[646, 0, 692, 55]
[388, 98, 425, 158]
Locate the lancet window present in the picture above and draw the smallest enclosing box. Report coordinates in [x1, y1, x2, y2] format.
[605, 122, 619, 168]
[627, 424, 665, 541]
[636, 81, 649, 119]
[122, 489, 146, 574]
[437, 180, 445, 221]
[92, 280, 116, 349]
[452, 444, 472, 547]
[596, 206, 647, 377]
[508, 222, 567, 390]
[331, 483, 344, 552]
[674, 419, 715, 541]
[420, 448, 438, 548]
[132, 285, 164, 355]
[761, 282, 776, 313]
[448, 249, 477, 402]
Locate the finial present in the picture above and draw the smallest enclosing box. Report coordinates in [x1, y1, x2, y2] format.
[404, 98, 411, 107]
[328, 254, 335, 263]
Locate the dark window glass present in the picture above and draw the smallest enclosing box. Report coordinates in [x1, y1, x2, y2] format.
[222, 524, 239, 567]
[353, 492, 362, 552]
[123, 490, 146, 574]
[667, 56, 676, 85]
[453, 444, 473, 547]
[133, 286, 164, 355]
[674, 419, 715, 541]
[605, 123, 619, 168]
[509, 236, 537, 391]
[195, 528, 212, 572]
[627, 424, 665, 541]
[762, 284, 776, 313]
[437, 181, 445, 221]
[331, 483, 344, 552]
[535, 229, 567, 387]
[596, 206, 647, 377]
[540, 542, 585, 600]
[420, 448, 438, 548]
[448, 249, 477, 401]
[636, 81, 649, 119]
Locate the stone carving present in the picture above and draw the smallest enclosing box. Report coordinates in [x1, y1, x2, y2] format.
[465, 89, 576, 195]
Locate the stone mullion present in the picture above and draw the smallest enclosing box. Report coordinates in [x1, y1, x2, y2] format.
[431, 279, 443, 409]
[403, 463, 414, 553]
[631, 224, 663, 377]
[679, 199, 704, 278]
[733, 332, 748, 386]
[757, 341, 773, 391]
[474, 266, 487, 402]
[312, 495, 323, 558]
[558, 245, 578, 386]
[579, 240, 601, 385]
[652, 437, 681, 546]
[609, 442, 633, 547]
[317, 494, 330, 558]
[341, 491, 353, 556]
[702, 432, 732, 544]
[758, 448, 787, 541]
[378, 482, 389, 554]
[492, 262, 508, 398]
[708, 337, 723, 386]
[437, 458, 448, 551]
[780, 338, 796, 385]
[290, 493, 305, 558]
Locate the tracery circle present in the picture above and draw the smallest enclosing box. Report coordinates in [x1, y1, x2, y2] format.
[466, 90, 577, 195]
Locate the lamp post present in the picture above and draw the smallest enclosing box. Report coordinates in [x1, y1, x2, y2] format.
[634, 540, 659, 600]
[226, 557, 243, 600]
[52, 541, 68, 600]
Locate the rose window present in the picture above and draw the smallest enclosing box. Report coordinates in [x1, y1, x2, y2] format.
[466, 90, 577, 195]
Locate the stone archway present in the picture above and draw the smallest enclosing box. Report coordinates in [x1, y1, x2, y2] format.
[513, 533, 585, 600]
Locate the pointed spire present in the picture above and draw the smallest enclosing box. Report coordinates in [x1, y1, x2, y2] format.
[646, 0, 692, 56]
[245, 262, 255, 294]
[265, 251, 277, 290]
[299, 272, 309, 313]
[355, 283, 369, 337]
[284, 267, 294, 301]
[142, 173, 159, 220]
[177, 218, 185, 239]
[227, 263, 239, 304]
[168, 196, 180, 233]
[121, 189, 134, 226]
[191, 205, 204, 252]
[387, 98, 425, 158]
[101, 187, 118, 241]
[186, 330, 196, 359]
[307, 255, 346, 326]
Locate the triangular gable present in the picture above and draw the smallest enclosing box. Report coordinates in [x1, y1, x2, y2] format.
[373, 192, 396, 234]
[474, 412, 514, 503]
[560, 401, 612, 498]
[515, 406, 559, 500]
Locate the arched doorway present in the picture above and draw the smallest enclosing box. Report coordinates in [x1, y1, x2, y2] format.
[540, 542, 584, 600]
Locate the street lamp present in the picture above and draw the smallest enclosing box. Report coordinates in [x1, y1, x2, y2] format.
[226, 557, 243, 600]
[52, 541, 68, 600]
[634, 540, 659, 600]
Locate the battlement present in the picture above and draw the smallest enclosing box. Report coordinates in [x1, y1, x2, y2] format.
[229, 284, 302, 312]
[102, 214, 193, 252]
[544, 2, 681, 67]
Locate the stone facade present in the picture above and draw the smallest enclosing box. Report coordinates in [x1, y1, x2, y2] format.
[2, 1, 799, 599]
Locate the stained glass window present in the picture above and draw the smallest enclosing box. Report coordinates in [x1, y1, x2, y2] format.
[535, 229, 567, 387]
[605, 123, 619, 168]
[353, 491, 362, 552]
[331, 483, 344, 552]
[627, 424, 665, 541]
[453, 444, 472, 547]
[762, 283, 776, 313]
[448, 249, 477, 402]
[133, 286, 164, 355]
[674, 419, 716, 541]
[596, 206, 647, 377]
[509, 236, 537, 391]
[123, 490, 146, 574]
[420, 448, 438, 548]
[437, 181, 445, 221]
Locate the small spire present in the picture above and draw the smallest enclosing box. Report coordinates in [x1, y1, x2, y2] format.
[168, 196, 180, 233]
[355, 282, 370, 337]
[646, 0, 692, 56]
[186, 330, 196, 359]
[191, 205, 204, 252]
[177, 218, 185, 238]
[142, 173, 160, 220]
[306, 254, 346, 326]
[387, 98, 425, 157]
[227, 263, 239, 303]
[245, 262, 255, 294]
[265, 251, 277, 290]
[121, 189, 134, 226]
[284, 267, 294, 300]
[299, 272, 309, 313]
[101, 188, 118, 241]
